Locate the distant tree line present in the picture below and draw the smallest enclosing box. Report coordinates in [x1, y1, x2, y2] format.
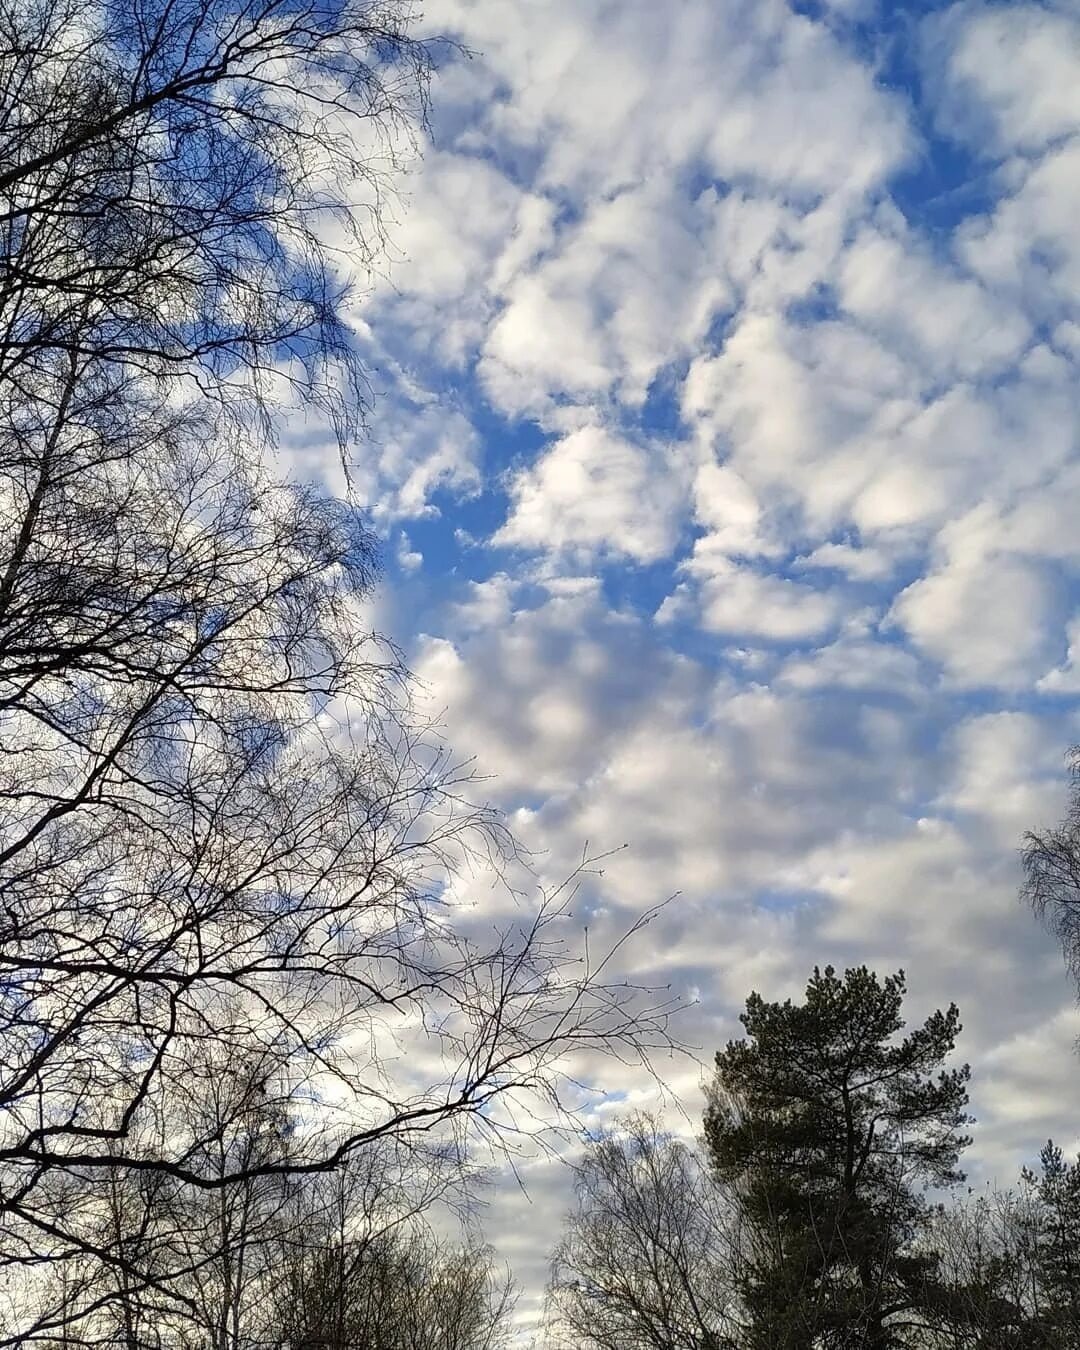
[26, 956, 1080, 1350]
[32, 1073, 516, 1349]
[15, 984, 527, 1349]
[546, 963, 1080, 1350]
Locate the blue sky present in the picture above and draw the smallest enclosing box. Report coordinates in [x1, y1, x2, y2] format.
[283, 0, 1080, 1330]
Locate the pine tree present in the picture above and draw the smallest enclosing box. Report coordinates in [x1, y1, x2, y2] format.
[704, 966, 971, 1349]
[1022, 1141, 1080, 1345]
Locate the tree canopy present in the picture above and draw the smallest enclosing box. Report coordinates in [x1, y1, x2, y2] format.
[704, 966, 971, 1349]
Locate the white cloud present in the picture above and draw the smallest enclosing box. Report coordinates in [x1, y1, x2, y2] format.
[957, 139, 1080, 324]
[978, 1009, 1080, 1170]
[890, 508, 1066, 689]
[675, 553, 842, 642]
[692, 462, 771, 557]
[479, 181, 730, 413]
[939, 712, 1064, 840]
[412, 586, 702, 802]
[683, 311, 919, 538]
[683, 302, 1078, 564]
[778, 625, 922, 694]
[1037, 614, 1080, 694]
[923, 6, 1080, 339]
[371, 151, 553, 366]
[450, 573, 519, 633]
[926, 3, 1080, 157]
[838, 224, 1030, 380]
[396, 0, 912, 423]
[796, 542, 895, 581]
[395, 532, 423, 572]
[850, 386, 1006, 535]
[360, 393, 482, 519]
[426, 0, 910, 200]
[494, 424, 688, 563]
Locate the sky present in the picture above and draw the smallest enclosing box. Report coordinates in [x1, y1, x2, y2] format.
[286, 0, 1080, 1334]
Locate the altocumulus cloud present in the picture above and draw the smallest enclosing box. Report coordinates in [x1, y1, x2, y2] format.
[286, 0, 1080, 1333]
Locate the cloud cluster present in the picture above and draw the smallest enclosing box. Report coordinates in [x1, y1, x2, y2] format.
[494, 424, 687, 562]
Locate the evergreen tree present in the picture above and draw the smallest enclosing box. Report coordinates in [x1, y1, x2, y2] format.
[704, 966, 971, 1350]
[1022, 1141, 1080, 1345]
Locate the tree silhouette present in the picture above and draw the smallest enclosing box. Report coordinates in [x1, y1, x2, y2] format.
[704, 966, 971, 1350]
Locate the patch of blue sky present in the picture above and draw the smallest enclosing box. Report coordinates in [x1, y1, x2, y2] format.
[890, 132, 1002, 237]
[635, 368, 693, 441]
[783, 283, 844, 330]
[780, 3, 1005, 243]
[405, 484, 509, 574]
[597, 556, 684, 621]
[375, 381, 533, 567]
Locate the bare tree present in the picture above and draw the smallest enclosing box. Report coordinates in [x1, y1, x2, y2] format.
[39, 1067, 492, 1350]
[0, 0, 433, 424]
[0, 0, 676, 1341]
[16, 1038, 300, 1347]
[24, 1108, 514, 1350]
[273, 1156, 515, 1350]
[276, 1227, 516, 1350]
[145, 1041, 303, 1350]
[920, 1146, 1080, 1350]
[1023, 747, 1080, 998]
[546, 1114, 744, 1350]
[920, 1186, 1044, 1349]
